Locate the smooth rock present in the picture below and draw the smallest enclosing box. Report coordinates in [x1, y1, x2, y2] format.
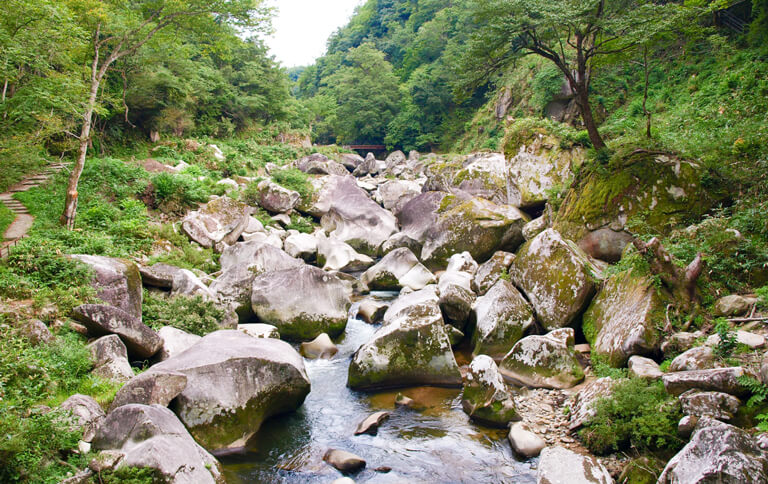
[256, 179, 300, 213]
[627, 356, 663, 380]
[149, 331, 311, 451]
[171, 269, 215, 300]
[70, 255, 143, 319]
[536, 446, 613, 484]
[20, 319, 53, 345]
[156, 326, 201, 361]
[109, 371, 187, 411]
[58, 394, 105, 442]
[181, 196, 250, 252]
[472, 251, 515, 296]
[300, 333, 338, 359]
[461, 355, 518, 427]
[438, 270, 476, 329]
[354, 411, 390, 436]
[88, 335, 134, 382]
[316, 233, 375, 272]
[361, 247, 435, 291]
[662, 367, 753, 397]
[499, 328, 585, 390]
[669, 346, 717, 372]
[679, 389, 740, 421]
[568, 377, 617, 431]
[237, 323, 280, 339]
[73, 304, 162, 359]
[357, 299, 388, 325]
[508, 422, 546, 458]
[140, 263, 184, 289]
[284, 232, 318, 261]
[471, 280, 535, 360]
[714, 294, 755, 317]
[323, 449, 366, 473]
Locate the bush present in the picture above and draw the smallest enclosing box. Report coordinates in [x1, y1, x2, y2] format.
[286, 214, 316, 234]
[271, 168, 313, 203]
[151, 172, 211, 210]
[580, 378, 683, 455]
[713, 318, 736, 358]
[142, 291, 225, 336]
[149, 224, 220, 273]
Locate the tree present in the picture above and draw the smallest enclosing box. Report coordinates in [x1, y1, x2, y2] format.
[461, 0, 686, 150]
[60, 0, 268, 229]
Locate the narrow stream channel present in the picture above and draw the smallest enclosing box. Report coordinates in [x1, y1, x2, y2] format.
[221, 294, 538, 483]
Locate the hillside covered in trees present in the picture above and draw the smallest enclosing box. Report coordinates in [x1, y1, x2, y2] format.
[1, 1, 768, 483]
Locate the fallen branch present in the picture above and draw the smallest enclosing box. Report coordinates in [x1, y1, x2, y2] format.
[727, 317, 768, 323]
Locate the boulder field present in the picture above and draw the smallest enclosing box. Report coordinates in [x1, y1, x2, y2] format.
[70, 146, 762, 483]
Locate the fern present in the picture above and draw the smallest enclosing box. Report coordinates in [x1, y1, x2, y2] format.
[738, 375, 768, 408]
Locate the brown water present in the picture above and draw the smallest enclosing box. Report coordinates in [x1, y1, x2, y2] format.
[220, 295, 538, 483]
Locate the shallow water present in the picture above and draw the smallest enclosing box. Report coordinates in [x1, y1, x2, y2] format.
[221, 294, 537, 483]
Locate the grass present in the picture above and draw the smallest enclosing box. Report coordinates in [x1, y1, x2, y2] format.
[0, 201, 15, 236]
[142, 290, 225, 336]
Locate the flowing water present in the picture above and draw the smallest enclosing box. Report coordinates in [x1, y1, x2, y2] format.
[221, 294, 538, 483]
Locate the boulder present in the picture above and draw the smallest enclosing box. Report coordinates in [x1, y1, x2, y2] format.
[508, 422, 546, 458]
[251, 265, 351, 340]
[296, 153, 348, 176]
[679, 390, 740, 421]
[109, 371, 187, 411]
[58, 394, 105, 442]
[181, 197, 250, 252]
[713, 294, 755, 317]
[300, 333, 338, 359]
[284, 232, 318, 261]
[627, 356, 663, 380]
[510, 229, 598, 331]
[658, 417, 768, 484]
[376, 179, 422, 215]
[536, 446, 613, 484]
[461, 355, 518, 427]
[472, 251, 515, 296]
[209, 241, 302, 320]
[451, 153, 509, 204]
[156, 326, 201, 362]
[397, 191, 449, 244]
[357, 299, 388, 325]
[669, 346, 717, 372]
[381, 285, 440, 325]
[352, 153, 378, 177]
[171, 269, 214, 300]
[354, 411, 390, 436]
[237, 323, 280, 339]
[348, 288, 461, 390]
[70, 255, 142, 319]
[438, 271, 476, 329]
[20, 319, 53, 345]
[149, 331, 311, 451]
[421, 196, 528, 269]
[706, 330, 767, 349]
[361, 248, 435, 291]
[316, 233, 375, 272]
[385, 150, 406, 170]
[446, 252, 479, 275]
[583, 269, 663, 367]
[340, 153, 365, 171]
[323, 449, 366, 473]
[88, 335, 134, 381]
[662, 367, 753, 397]
[139, 263, 184, 289]
[568, 377, 618, 431]
[92, 404, 224, 483]
[381, 231, 423, 255]
[499, 328, 585, 389]
[471, 280, 535, 360]
[256, 180, 300, 213]
[522, 215, 548, 241]
[662, 331, 705, 359]
[73, 304, 162, 359]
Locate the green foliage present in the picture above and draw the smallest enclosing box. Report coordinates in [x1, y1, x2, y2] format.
[143, 290, 225, 336]
[0, 201, 16, 237]
[286, 214, 316, 234]
[151, 172, 211, 211]
[590, 353, 629, 380]
[737, 375, 768, 431]
[271, 168, 313, 203]
[149, 223, 219, 273]
[580, 378, 683, 455]
[96, 467, 160, 484]
[713, 318, 737, 358]
[756, 285, 768, 310]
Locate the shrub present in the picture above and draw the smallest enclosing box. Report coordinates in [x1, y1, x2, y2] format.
[713, 318, 736, 358]
[271, 168, 313, 203]
[151, 172, 210, 209]
[149, 223, 220, 273]
[286, 214, 315, 234]
[143, 291, 225, 336]
[580, 378, 683, 455]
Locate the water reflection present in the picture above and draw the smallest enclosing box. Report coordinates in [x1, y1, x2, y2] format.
[221, 295, 537, 483]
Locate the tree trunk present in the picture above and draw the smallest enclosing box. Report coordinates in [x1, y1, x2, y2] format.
[575, 87, 605, 150]
[60, 75, 100, 229]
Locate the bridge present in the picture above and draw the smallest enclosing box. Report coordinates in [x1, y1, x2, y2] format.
[344, 144, 388, 156]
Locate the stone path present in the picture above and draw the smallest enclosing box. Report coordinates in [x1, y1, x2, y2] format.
[1, 162, 69, 258]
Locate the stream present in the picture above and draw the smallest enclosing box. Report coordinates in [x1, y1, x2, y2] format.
[220, 294, 538, 483]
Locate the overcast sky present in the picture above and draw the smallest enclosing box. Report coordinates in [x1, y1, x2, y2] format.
[265, 0, 364, 67]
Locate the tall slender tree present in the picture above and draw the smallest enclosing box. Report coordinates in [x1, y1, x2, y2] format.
[60, 0, 269, 228]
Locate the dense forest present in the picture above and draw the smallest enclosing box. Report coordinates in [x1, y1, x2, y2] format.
[1, 1, 768, 483]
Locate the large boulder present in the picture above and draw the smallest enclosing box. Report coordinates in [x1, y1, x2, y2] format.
[109, 370, 188, 411]
[508, 422, 546, 458]
[296, 153, 348, 176]
[472, 251, 515, 296]
[181, 196, 250, 252]
[510, 229, 598, 331]
[306, 175, 397, 255]
[554, 153, 722, 262]
[149, 331, 311, 451]
[461, 355, 518, 427]
[471, 280, 536, 360]
[139, 263, 184, 289]
[537, 446, 613, 484]
[250, 265, 351, 340]
[451, 153, 509, 204]
[340, 153, 364, 171]
[92, 404, 224, 483]
[171, 269, 214, 300]
[662, 367, 754, 397]
[256, 179, 300, 213]
[316, 232, 374, 272]
[421, 195, 528, 269]
[284, 232, 318, 261]
[209, 240, 302, 320]
[73, 304, 161, 359]
[499, 328, 585, 389]
[156, 327, 201, 362]
[88, 335, 134, 382]
[376, 179, 422, 215]
[348, 288, 461, 390]
[658, 417, 768, 484]
[679, 390, 740, 421]
[669, 346, 718, 372]
[568, 377, 618, 431]
[58, 394, 105, 442]
[582, 268, 664, 367]
[437, 268, 476, 330]
[361, 247, 435, 291]
[397, 191, 449, 245]
[70, 255, 142, 319]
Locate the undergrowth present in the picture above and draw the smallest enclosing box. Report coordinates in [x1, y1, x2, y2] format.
[142, 290, 225, 336]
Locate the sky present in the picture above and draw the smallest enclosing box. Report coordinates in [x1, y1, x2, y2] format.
[265, 0, 364, 67]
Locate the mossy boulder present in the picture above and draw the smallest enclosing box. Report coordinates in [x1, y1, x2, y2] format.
[150, 330, 311, 452]
[70, 255, 143, 320]
[471, 280, 536, 360]
[181, 196, 251, 253]
[582, 268, 665, 367]
[554, 153, 721, 262]
[510, 229, 599, 331]
[461, 355, 519, 427]
[250, 264, 351, 341]
[452, 153, 509, 204]
[472, 251, 515, 296]
[499, 328, 585, 389]
[421, 196, 528, 270]
[348, 288, 461, 390]
[361, 247, 435, 291]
